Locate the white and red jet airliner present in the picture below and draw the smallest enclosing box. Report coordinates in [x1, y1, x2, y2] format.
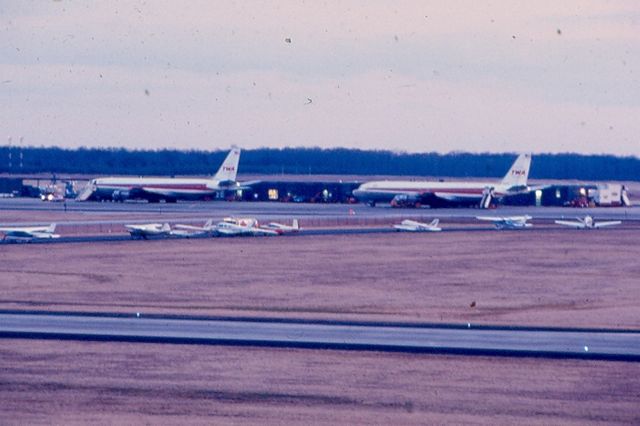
[353, 153, 532, 208]
[78, 147, 242, 203]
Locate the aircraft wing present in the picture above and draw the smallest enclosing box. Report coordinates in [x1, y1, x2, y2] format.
[0, 226, 50, 234]
[419, 225, 441, 232]
[527, 184, 552, 191]
[170, 229, 209, 238]
[393, 224, 440, 232]
[0, 229, 36, 238]
[140, 187, 177, 197]
[476, 216, 505, 223]
[251, 227, 279, 236]
[125, 223, 163, 232]
[554, 220, 584, 228]
[125, 224, 145, 231]
[216, 226, 247, 236]
[31, 232, 60, 239]
[393, 224, 417, 232]
[593, 221, 622, 228]
[432, 192, 460, 202]
[174, 224, 207, 231]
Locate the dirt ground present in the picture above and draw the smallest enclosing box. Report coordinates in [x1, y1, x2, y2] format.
[1, 339, 639, 425]
[0, 230, 639, 328]
[2, 229, 639, 424]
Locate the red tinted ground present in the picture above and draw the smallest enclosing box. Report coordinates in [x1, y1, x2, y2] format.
[0, 230, 638, 328]
[1, 340, 639, 425]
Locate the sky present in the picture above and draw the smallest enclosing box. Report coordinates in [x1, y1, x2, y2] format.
[1, 1, 639, 156]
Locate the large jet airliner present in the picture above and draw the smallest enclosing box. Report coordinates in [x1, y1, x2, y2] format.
[78, 147, 242, 203]
[352, 153, 532, 208]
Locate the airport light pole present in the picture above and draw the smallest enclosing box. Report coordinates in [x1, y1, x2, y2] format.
[19, 136, 23, 170]
[7, 136, 12, 171]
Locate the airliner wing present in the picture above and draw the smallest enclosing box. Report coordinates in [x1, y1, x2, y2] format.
[140, 187, 176, 197]
[432, 192, 459, 201]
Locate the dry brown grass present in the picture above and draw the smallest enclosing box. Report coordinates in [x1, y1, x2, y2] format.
[2, 229, 640, 424]
[1, 230, 638, 328]
[1, 339, 639, 425]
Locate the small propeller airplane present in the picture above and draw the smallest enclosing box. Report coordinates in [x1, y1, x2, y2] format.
[171, 219, 216, 238]
[261, 219, 300, 234]
[554, 215, 621, 229]
[0, 223, 60, 242]
[393, 218, 442, 232]
[125, 223, 172, 239]
[476, 215, 533, 229]
[216, 217, 279, 236]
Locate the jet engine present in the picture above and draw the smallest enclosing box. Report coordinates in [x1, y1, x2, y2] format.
[112, 190, 131, 202]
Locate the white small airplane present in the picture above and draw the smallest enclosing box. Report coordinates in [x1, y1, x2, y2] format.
[216, 217, 279, 236]
[261, 219, 300, 234]
[555, 216, 622, 229]
[171, 219, 216, 238]
[476, 215, 533, 229]
[125, 223, 172, 239]
[393, 219, 442, 232]
[0, 223, 60, 242]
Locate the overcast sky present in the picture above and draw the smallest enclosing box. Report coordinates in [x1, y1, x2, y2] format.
[1, 1, 639, 156]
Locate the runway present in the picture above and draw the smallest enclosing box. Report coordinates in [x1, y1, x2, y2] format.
[1, 312, 639, 361]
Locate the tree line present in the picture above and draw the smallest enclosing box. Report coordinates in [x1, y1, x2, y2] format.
[0, 146, 638, 181]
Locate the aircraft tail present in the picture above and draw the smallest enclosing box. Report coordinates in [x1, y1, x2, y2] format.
[430, 218, 439, 228]
[204, 219, 214, 229]
[292, 219, 299, 230]
[46, 224, 56, 233]
[161, 223, 171, 232]
[501, 153, 531, 188]
[213, 147, 241, 183]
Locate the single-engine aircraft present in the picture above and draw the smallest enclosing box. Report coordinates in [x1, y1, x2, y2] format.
[171, 219, 217, 238]
[0, 223, 60, 242]
[125, 223, 172, 239]
[261, 219, 300, 234]
[393, 219, 442, 232]
[476, 215, 533, 229]
[554, 216, 621, 229]
[217, 217, 279, 236]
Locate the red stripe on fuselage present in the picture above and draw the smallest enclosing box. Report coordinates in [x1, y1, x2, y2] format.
[105, 183, 211, 191]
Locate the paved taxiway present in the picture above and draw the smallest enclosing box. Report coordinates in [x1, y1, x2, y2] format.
[1, 313, 639, 361]
[1, 198, 638, 224]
